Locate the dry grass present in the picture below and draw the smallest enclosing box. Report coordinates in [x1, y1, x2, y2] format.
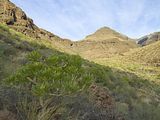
[123, 41, 160, 66]
[0, 110, 17, 120]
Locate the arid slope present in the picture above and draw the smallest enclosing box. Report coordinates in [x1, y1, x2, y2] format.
[70, 27, 138, 60]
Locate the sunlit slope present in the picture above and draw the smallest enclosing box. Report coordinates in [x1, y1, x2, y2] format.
[94, 41, 160, 82]
[70, 27, 138, 60]
[124, 40, 160, 66]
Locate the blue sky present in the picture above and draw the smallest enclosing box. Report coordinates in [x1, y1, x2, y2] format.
[11, 0, 160, 40]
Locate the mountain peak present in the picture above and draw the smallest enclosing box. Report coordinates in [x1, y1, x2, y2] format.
[97, 26, 112, 31]
[94, 26, 119, 35]
[84, 26, 129, 41]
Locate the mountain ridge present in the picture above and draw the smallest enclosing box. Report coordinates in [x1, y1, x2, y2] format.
[0, 0, 60, 40]
[1, 0, 160, 63]
[70, 26, 138, 60]
[2, 0, 160, 47]
[138, 32, 160, 46]
[0, 0, 139, 60]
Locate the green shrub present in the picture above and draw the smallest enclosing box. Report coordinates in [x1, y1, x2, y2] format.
[6, 51, 92, 97]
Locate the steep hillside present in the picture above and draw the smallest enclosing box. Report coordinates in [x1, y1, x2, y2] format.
[0, 0, 59, 40]
[138, 32, 160, 46]
[0, 0, 75, 54]
[0, 23, 57, 80]
[70, 27, 138, 60]
[95, 40, 160, 82]
[0, 24, 160, 120]
[123, 41, 160, 66]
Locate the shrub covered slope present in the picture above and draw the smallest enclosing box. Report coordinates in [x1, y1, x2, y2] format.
[0, 24, 160, 120]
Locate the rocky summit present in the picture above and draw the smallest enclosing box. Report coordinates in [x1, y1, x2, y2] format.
[0, 0, 58, 40]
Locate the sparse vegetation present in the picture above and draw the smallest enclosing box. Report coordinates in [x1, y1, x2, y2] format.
[0, 7, 160, 119]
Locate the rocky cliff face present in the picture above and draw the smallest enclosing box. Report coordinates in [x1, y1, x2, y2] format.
[0, 0, 58, 40]
[137, 32, 160, 46]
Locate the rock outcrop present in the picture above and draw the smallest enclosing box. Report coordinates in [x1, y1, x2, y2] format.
[0, 0, 58, 40]
[137, 32, 160, 46]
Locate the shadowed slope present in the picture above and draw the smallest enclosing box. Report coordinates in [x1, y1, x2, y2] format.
[138, 32, 160, 46]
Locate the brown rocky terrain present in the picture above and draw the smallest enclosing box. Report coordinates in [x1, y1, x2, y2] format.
[0, 0, 75, 54]
[0, 0, 60, 40]
[70, 27, 138, 60]
[137, 32, 160, 46]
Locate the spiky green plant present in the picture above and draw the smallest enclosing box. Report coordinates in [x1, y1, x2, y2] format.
[6, 51, 92, 97]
